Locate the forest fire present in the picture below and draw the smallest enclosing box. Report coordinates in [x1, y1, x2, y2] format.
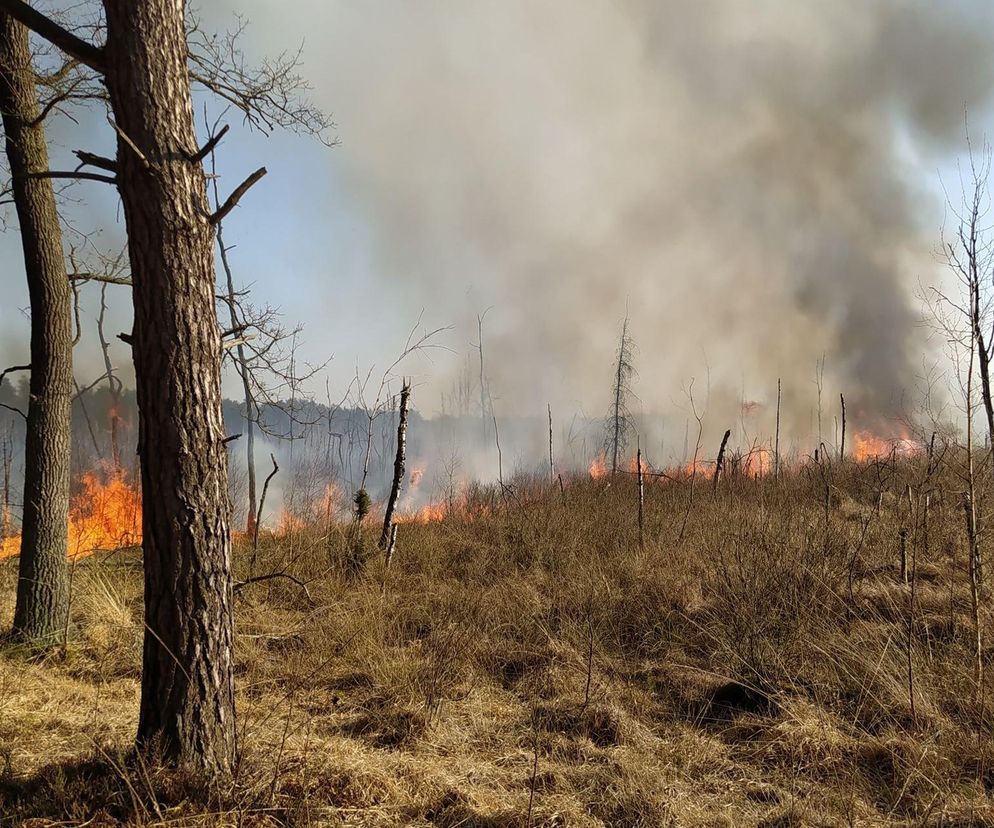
[0, 469, 141, 561]
[396, 500, 452, 524]
[851, 429, 920, 461]
[589, 452, 608, 479]
[583, 428, 919, 484]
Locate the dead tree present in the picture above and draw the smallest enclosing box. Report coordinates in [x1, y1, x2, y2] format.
[97, 282, 123, 469]
[941, 143, 994, 459]
[548, 403, 555, 484]
[379, 379, 411, 552]
[478, 310, 490, 439]
[0, 12, 73, 644]
[774, 378, 781, 479]
[605, 313, 636, 474]
[839, 393, 846, 460]
[636, 437, 644, 553]
[713, 428, 731, 491]
[211, 139, 258, 535]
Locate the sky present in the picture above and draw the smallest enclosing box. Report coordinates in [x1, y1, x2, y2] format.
[3, 0, 994, 448]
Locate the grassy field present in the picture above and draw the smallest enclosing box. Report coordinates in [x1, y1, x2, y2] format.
[1, 456, 993, 826]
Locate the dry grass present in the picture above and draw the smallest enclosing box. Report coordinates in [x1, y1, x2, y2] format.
[2, 457, 994, 826]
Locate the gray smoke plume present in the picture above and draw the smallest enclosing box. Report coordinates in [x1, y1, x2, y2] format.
[198, 0, 994, 442]
[5, 0, 993, 462]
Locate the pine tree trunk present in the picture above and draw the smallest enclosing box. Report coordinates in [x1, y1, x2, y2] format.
[0, 13, 72, 645]
[102, 0, 235, 774]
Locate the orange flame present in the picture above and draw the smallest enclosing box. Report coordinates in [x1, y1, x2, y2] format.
[851, 430, 919, 462]
[397, 500, 451, 524]
[1, 469, 142, 561]
[589, 452, 608, 480]
[741, 448, 772, 477]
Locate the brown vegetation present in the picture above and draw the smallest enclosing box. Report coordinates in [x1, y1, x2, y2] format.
[2, 454, 993, 826]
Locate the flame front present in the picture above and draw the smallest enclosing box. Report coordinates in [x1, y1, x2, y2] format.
[0, 469, 142, 561]
[851, 429, 919, 461]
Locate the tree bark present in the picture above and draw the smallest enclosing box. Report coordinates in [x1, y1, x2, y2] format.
[0, 13, 72, 645]
[102, 0, 235, 774]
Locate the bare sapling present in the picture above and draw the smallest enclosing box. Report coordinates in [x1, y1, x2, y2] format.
[899, 527, 908, 584]
[548, 403, 555, 484]
[839, 393, 846, 460]
[477, 309, 491, 439]
[713, 428, 731, 492]
[774, 378, 781, 480]
[97, 283, 124, 469]
[636, 437, 645, 553]
[1, 426, 10, 544]
[252, 453, 279, 573]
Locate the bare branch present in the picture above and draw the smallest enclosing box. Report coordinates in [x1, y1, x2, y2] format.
[73, 149, 116, 173]
[0, 0, 105, 73]
[0, 363, 30, 388]
[190, 123, 229, 164]
[209, 166, 267, 225]
[27, 170, 116, 185]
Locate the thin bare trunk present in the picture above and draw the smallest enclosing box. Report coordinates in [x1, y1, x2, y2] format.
[774, 378, 781, 480]
[839, 393, 846, 460]
[214, 174, 257, 536]
[379, 380, 410, 551]
[713, 428, 731, 492]
[636, 438, 644, 553]
[97, 283, 123, 469]
[547, 403, 554, 484]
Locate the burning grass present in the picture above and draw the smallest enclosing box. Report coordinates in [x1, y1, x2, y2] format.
[0, 467, 141, 561]
[1, 452, 994, 825]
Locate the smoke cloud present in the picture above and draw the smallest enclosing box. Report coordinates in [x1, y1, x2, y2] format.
[6, 1, 994, 458]
[199, 0, 994, 440]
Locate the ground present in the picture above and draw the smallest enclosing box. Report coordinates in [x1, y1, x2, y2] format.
[1, 460, 993, 826]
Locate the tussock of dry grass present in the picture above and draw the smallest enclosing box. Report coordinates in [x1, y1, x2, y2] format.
[3, 458, 994, 825]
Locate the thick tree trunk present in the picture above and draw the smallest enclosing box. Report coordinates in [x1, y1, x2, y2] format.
[0, 13, 72, 645]
[102, 0, 235, 775]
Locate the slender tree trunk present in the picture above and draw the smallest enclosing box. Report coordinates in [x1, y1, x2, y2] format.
[1, 427, 11, 543]
[103, 0, 235, 774]
[612, 330, 625, 475]
[548, 403, 555, 484]
[478, 314, 488, 439]
[216, 216, 257, 535]
[839, 393, 847, 460]
[380, 380, 410, 550]
[636, 438, 644, 553]
[965, 275, 984, 695]
[0, 13, 72, 644]
[714, 428, 731, 492]
[97, 283, 123, 470]
[774, 378, 781, 480]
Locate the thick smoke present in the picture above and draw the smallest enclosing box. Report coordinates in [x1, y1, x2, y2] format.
[4, 1, 994, 468]
[203, 0, 994, 440]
